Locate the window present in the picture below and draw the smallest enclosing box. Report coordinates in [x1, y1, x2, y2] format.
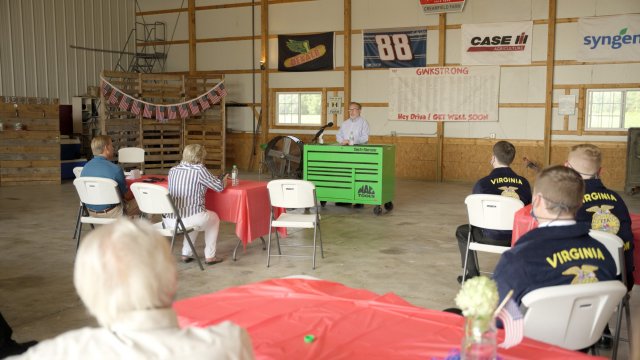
[275, 92, 322, 126]
[586, 89, 640, 130]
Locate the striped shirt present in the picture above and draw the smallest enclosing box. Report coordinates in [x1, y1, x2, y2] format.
[167, 162, 224, 218]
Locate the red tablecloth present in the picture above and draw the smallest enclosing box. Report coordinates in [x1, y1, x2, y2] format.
[128, 176, 285, 248]
[511, 204, 537, 246]
[205, 180, 285, 248]
[173, 278, 602, 360]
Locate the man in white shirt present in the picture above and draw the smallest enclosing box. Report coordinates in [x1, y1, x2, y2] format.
[10, 219, 254, 360]
[336, 102, 370, 145]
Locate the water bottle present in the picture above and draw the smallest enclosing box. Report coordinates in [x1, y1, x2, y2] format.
[231, 164, 239, 186]
[348, 131, 354, 146]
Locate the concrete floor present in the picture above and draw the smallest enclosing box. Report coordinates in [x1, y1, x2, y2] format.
[1, 173, 638, 358]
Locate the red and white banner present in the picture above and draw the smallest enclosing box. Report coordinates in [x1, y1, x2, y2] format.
[419, 0, 465, 15]
[461, 21, 533, 65]
[577, 14, 640, 62]
[388, 66, 500, 122]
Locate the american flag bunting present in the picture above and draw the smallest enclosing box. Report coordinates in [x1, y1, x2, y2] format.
[131, 100, 142, 116]
[168, 106, 177, 120]
[101, 82, 111, 97]
[179, 104, 189, 118]
[119, 96, 131, 111]
[143, 104, 155, 118]
[156, 106, 166, 122]
[189, 100, 200, 116]
[199, 96, 211, 110]
[109, 90, 119, 105]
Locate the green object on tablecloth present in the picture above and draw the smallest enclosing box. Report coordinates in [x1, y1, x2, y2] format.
[304, 334, 315, 343]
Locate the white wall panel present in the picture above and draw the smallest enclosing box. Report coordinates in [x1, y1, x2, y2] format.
[269, 71, 343, 88]
[142, 13, 189, 41]
[137, 0, 185, 13]
[163, 44, 190, 72]
[269, 0, 343, 34]
[198, 41, 255, 71]
[499, 67, 546, 103]
[0, 0, 134, 103]
[448, 0, 533, 24]
[531, 24, 547, 62]
[196, 7, 257, 38]
[352, 0, 437, 30]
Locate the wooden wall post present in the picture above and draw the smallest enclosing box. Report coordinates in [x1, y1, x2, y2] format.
[259, 0, 269, 147]
[188, 0, 196, 75]
[344, 0, 351, 114]
[543, 0, 557, 166]
[436, 13, 446, 182]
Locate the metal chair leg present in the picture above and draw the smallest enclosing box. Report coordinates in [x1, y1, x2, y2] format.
[275, 228, 282, 255]
[267, 223, 273, 267]
[260, 236, 266, 250]
[312, 224, 318, 269]
[232, 239, 242, 261]
[183, 231, 204, 271]
[318, 222, 324, 258]
[462, 225, 472, 283]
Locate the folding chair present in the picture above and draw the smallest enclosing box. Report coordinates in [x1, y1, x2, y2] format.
[521, 281, 627, 354]
[462, 194, 524, 283]
[72, 166, 83, 178]
[589, 230, 632, 359]
[118, 147, 145, 175]
[73, 177, 124, 251]
[267, 179, 323, 269]
[130, 182, 204, 271]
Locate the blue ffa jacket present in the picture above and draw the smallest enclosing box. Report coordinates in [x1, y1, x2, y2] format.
[493, 223, 618, 305]
[472, 167, 532, 240]
[576, 178, 635, 283]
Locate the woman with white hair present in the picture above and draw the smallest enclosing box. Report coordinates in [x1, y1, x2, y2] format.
[164, 144, 228, 265]
[11, 219, 254, 359]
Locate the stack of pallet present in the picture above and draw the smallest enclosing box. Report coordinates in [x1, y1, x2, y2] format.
[0, 97, 60, 186]
[101, 71, 225, 174]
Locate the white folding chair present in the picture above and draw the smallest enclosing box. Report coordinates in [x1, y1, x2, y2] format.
[130, 182, 204, 271]
[118, 147, 145, 175]
[589, 230, 632, 359]
[521, 281, 627, 353]
[267, 179, 323, 269]
[72, 166, 83, 178]
[462, 194, 524, 283]
[71, 166, 84, 239]
[73, 177, 124, 252]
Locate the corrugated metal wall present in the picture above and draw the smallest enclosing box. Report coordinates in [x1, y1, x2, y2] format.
[0, 0, 135, 104]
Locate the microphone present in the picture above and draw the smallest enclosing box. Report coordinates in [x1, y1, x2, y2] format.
[312, 122, 334, 142]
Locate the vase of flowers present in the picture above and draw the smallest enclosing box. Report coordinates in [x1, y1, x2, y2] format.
[455, 276, 499, 360]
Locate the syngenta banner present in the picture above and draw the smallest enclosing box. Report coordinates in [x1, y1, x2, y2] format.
[461, 21, 533, 65]
[577, 14, 640, 62]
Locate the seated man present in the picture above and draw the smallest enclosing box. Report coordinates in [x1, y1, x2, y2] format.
[493, 166, 617, 305]
[456, 141, 532, 283]
[164, 144, 228, 265]
[80, 135, 139, 217]
[12, 219, 254, 359]
[567, 144, 635, 290]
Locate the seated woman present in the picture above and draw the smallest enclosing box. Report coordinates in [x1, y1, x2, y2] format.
[164, 144, 228, 265]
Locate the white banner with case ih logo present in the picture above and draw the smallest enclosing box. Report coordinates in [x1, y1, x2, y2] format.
[461, 21, 533, 65]
[577, 14, 640, 62]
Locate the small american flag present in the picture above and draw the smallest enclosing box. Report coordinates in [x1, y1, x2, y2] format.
[101, 81, 111, 97]
[131, 100, 142, 116]
[497, 299, 524, 349]
[199, 96, 211, 111]
[119, 96, 131, 111]
[207, 89, 220, 105]
[179, 104, 189, 118]
[168, 106, 177, 120]
[143, 104, 154, 118]
[156, 106, 166, 122]
[216, 83, 227, 98]
[109, 90, 119, 105]
[188, 100, 200, 116]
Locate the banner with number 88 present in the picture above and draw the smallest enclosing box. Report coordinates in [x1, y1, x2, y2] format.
[363, 28, 427, 68]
